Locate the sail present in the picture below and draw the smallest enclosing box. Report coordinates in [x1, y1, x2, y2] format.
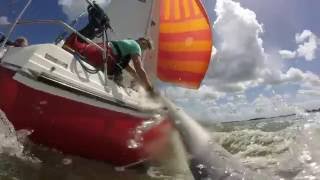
[106, 0, 153, 40]
[157, 0, 213, 89]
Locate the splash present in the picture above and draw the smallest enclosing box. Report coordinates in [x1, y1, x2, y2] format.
[127, 114, 163, 149]
[212, 128, 295, 174]
[0, 109, 24, 157]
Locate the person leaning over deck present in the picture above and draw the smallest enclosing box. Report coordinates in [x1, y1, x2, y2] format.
[63, 7, 155, 96]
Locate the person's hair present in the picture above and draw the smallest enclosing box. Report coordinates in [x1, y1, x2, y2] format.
[136, 37, 153, 50]
[15, 36, 28, 47]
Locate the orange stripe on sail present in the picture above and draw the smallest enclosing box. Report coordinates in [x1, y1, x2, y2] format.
[191, 0, 201, 16]
[174, 0, 181, 20]
[182, 0, 191, 18]
[159, 40, 212, 52]
[160, 17, 208, 33]
[158, 59, 209, 74]
[164, 0, 171, 20]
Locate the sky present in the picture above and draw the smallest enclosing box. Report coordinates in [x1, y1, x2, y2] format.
[1, 0, 320, 122]
[166, 0, 320, 121]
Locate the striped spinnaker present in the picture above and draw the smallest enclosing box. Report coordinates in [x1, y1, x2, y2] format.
[157, 0, 213, 89]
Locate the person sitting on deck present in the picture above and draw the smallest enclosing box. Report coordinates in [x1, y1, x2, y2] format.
[63, 4, 155, 96]
[13, 36, 29, 47]
[0, 34, 29, 47]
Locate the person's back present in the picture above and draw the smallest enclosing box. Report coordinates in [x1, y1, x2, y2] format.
[111, 39, 141, 58]
[108, 39, 141, 75]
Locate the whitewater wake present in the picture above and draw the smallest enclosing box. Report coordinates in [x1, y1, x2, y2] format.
[0, 109, 25, 157]
[208, 112, 320, 180]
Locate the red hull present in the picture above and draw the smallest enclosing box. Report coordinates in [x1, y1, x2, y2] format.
[0, 67, 172, 166]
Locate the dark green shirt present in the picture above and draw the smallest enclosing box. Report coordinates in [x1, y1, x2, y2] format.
[111, 39, 141, 58]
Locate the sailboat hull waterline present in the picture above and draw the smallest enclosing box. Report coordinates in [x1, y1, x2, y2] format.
[0, 44, 172, 166]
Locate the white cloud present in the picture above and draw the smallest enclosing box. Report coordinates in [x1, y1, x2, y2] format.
[298, 90, 320, 97]
[176, 89, 320, 122]
[279, 50, 296, 59]
[295, 30, 313, 43]
[0, 16, 10, 25]
[208, 0, 266, 84]
[165, 85, 225, 103]
[279, 30, 319, 61]
[208, 5, 320, 88]
[296, 89, 320, 110]
[296, 30, 318, 61]
[262, 67, 320, 88]
[58, 0, 111, 20]
[197, 93, 298, 122]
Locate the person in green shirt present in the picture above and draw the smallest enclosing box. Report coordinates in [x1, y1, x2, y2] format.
[108, 37, 155, 95]
[65, 29, 155, 96]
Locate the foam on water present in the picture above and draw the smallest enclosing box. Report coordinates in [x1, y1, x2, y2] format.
[0, 109, 25, 157]
[207, 112, 320, 179]
[288, 113, 320, 180]
[0, 109, 42, 179]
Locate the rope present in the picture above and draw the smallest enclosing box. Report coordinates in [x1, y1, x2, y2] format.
[73, 52, 101, 74]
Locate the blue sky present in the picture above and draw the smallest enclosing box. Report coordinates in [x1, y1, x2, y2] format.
[0, 0, 67, 44]
[1, 0, 320, 121]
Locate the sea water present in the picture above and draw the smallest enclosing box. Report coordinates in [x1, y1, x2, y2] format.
[208, 112, 320, 180]
[1, 108, 320, 180]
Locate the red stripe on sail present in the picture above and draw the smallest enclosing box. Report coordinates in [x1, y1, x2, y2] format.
[157, 66, 204, 82]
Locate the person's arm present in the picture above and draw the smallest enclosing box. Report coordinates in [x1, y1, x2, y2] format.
[131, 54, 154, 93]
[125, 65, 138, 80]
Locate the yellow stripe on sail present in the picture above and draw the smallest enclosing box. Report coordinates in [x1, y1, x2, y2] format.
[159, 40, 212, 52]
[158, 60, 208, 73]
[164, 0, 171, 20]
[191, 0, 200, 16]
[182, 0, 191, 18]
[160, 18, 208, 33]
[174, 0, 181, 20]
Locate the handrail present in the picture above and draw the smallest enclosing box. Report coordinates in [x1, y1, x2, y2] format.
[14, 19, 104, 52]
[55, 11, 87, 45]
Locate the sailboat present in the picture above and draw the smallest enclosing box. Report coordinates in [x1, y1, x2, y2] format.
[0, 0, 212, 167]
